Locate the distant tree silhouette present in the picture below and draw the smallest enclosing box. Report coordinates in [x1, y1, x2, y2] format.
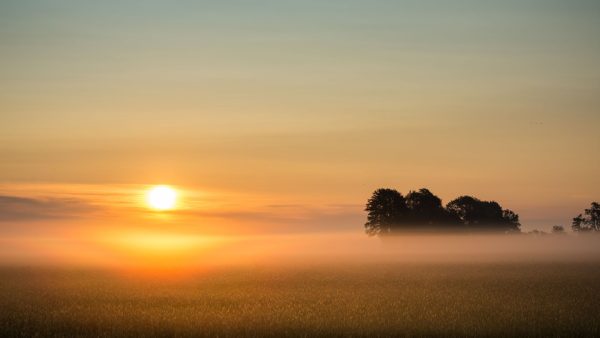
[552, 225, 565, 234]
[572, 214, 585, 232]
[501, 210, 521, 231]
[445, 196, 479, 224]
[446, 196, 520, 232]
[586, 202, 600, 230]
[405, 189, 457, 225]
[364, 188, 406, 236]
[364, 187, 521, 235]
[527, 229, 547, 236]
[572, 202, 600, 232]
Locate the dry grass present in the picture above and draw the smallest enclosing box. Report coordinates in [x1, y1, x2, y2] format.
[1, 262, 599, 337]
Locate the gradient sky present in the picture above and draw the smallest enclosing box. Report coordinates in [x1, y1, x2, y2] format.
[1, 0, 599, 236]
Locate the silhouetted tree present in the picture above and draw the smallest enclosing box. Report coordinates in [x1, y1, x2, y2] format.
[585, 202, 600, 231]
[572, 202, 600, 232]
[405, 188, 456, 225]
[446, 196, 520, 232]
[446, 196, 479, 224]
[364, 188, 406, 236]
[364, 187, 521, 235]
[502, 209, 521, 231]
[572, 215, 584, 232]
[552, 225, 565, 234]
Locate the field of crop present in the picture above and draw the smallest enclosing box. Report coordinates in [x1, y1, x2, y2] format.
[1, 262, 600, 337]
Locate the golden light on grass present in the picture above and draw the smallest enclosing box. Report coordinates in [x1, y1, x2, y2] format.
[146, 185, 177, 211]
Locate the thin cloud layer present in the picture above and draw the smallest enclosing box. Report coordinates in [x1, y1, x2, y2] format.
[0, 195, 96, 221]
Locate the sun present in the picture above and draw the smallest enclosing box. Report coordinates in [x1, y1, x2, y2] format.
[146, 185, 177, 211]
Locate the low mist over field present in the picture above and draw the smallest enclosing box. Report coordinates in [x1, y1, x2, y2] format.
[2, 231, 600, 270]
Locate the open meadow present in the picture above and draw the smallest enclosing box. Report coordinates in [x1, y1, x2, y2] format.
[1, 262, 600, 337]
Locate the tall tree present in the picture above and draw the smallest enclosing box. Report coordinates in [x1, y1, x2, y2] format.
[501, 209, 521, 231]
[446, 196, 480, 225]
[585, 202, 600, 231]
[572, 202, 600, 232]
[446, 196, 520, 231]
[405, 188, 455, 225]
[572, 214, 585, 232]
[364, 188, 406, 236]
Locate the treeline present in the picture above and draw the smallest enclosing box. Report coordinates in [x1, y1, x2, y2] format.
[364, 188, 520, 236]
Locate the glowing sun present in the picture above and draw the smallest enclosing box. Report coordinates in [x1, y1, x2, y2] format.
[146, 185, 177, 210]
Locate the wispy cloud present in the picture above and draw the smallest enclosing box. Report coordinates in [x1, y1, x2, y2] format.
[0, 195, 96, 221]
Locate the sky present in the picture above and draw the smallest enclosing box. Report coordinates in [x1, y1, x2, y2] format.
[1, 0, 599, 249]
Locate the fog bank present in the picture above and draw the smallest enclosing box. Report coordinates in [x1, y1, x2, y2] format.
[2, 231, 600, 269]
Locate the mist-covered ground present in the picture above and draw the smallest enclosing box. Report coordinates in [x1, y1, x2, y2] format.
[1, 233, 600, 336]
[3, 232, 600, 267]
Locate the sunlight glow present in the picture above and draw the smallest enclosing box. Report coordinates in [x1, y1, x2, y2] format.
[117, 232, 208, 252]
[146, 185, 177, 210]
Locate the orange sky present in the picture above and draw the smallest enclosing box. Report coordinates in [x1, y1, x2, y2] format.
[1, 0, 599, 252]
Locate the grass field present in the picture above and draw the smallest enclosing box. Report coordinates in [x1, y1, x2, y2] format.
[1, 262, 600, 337]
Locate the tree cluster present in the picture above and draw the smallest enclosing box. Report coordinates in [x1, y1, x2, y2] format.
[572, 202, 600, 232]
[364, 188, 521, 236]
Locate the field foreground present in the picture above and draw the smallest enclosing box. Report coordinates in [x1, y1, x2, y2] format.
[1, 262, 600, 337]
